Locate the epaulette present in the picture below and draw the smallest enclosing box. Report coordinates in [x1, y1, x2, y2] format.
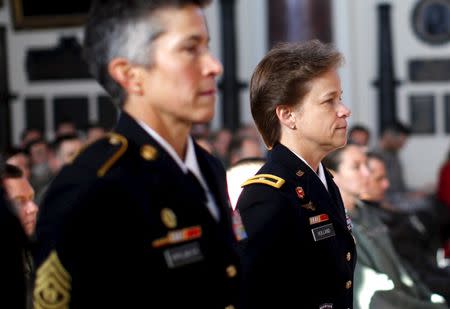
[97, 133, 128, 177]
[241, 174, 285, 189]
[72, 132, 128, 178]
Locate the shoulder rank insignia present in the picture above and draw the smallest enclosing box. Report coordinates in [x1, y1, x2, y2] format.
[97, 133, 128, 177]
[34, 250, 71, 309]
[241, 174, 285, 189]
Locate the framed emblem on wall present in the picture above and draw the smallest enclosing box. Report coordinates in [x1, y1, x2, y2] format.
[412, 0, 450, 45]
[11, 0, 91, 30]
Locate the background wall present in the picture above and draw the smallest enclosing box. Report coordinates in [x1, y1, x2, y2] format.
[1, 0, 449, 190]
[333, 0, 450, 190]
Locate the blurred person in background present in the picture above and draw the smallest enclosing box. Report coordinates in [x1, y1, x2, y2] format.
[19, 127, 43, 150]
[55, 118, 78, 138]
[228, 135, 264, 167]
[0, 160, 28, 309]
[324, 145, 447, 309]
[85, 122, 108, 144]
[372, 121, 432, 213]
[2, 163, 38, 309]
[437, 148, 450, 259]
[36, 133, 84, 204]
[211, 127, 233, 167]
[348, 123, 371, 148]
[363, 152, 450, 305]
[24, 138, 52, 195]
[5, 147, 31, 180]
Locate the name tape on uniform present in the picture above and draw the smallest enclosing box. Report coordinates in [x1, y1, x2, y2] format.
[311, 223, 335, 241]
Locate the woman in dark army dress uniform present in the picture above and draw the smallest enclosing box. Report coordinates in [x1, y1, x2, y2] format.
[236, 40, 356, 309]
[33, 1, 241, 308]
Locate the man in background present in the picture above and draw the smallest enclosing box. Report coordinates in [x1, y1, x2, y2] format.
[372, 121, 431, 212]
[1, 163, 38, 309]
[348, 123, 371, 148]
[0, 160, 28, 309]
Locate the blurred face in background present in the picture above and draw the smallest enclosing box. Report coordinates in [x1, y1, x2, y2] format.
[58, 139, 83, 165]
[349, 130, 369, 147]
[29, 141, 50, 166]
[333, 145, 370, 199]
[361, 157, 390, 202]
[3, 177, 38, 236]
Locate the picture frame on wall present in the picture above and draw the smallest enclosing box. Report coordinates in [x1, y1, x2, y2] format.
[11, 0, 91, 30]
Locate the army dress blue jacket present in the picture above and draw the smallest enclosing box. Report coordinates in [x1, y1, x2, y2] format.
[237, 143, 356, 309]
[33, 112, 241, 309]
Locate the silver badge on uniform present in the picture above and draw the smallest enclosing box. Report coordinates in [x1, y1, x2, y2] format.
[163, 242, 204, 268]
[311, 223, 336, 241]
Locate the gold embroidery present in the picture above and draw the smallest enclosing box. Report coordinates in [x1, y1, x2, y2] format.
[161, 208, 177, 229]
[241, 174, 285, 189]
[97, 133, 128, 177]
[34, 251, 71, 309]
[140, 145, 158, 161]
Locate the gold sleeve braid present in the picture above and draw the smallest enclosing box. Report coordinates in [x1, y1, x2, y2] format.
[33, 251, 71, 309]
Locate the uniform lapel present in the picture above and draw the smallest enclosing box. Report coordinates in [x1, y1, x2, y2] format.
[194, 143, 231, 225]
[305, 168, 348, 231]
[269, 144, 349, 232]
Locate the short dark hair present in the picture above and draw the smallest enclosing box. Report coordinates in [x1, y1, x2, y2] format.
[4, 146, 29, 159]
[250, 39, 343, 148]
[20, 127, 43, 142]
[83, 0, 212, 108]
[349, 124, 370, 136]
[381, 121, 411, 137]
[366, 151, 385, 165]
[1, 163, 23, 180]
[23, 138, 48, 155]
[322, 147, 346, 173]
[50, 134, 81, 154]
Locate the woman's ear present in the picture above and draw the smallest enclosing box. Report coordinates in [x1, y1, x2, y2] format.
[108, 58, 143, 96]
[275, 105, 296, 129]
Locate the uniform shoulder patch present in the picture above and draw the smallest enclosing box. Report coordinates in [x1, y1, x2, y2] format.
[241, 174, 285, 189]
[74, 132, 129, 178]
[97, 133, 128, 177]
[34, 250, 71, 309]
